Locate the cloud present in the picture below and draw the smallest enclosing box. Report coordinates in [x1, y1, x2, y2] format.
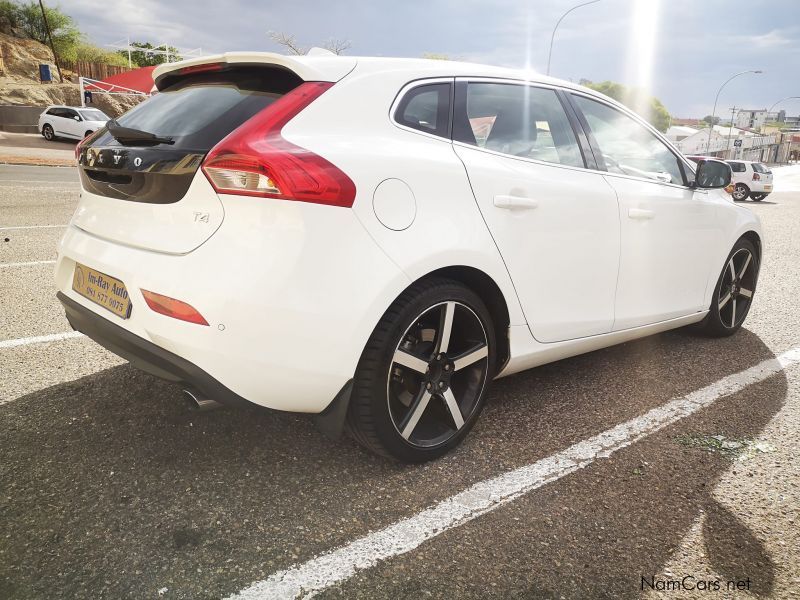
[57, 0, 800, 117]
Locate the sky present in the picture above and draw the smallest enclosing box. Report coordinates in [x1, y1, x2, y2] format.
[57, 0, 800, 118]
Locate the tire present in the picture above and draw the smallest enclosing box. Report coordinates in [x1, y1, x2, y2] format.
[42, 124, 55, 141]
[732, 183, 750, 201]
[698, 238, 759, 337]
[750, 193, 767, 202]
[347, 277, 496, 462]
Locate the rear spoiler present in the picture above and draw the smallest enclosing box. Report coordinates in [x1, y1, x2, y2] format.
[152, 52, 357, 90]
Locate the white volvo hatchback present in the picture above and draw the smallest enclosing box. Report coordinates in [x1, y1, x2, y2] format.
[56, 52, 762, 462]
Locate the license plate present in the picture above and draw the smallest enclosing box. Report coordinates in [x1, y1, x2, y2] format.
[72, 263, 132, 319]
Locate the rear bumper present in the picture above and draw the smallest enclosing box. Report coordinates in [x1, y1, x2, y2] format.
[58, 291, 253, 408]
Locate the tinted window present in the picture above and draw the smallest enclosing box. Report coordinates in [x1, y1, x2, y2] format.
[63, 109, 80, 119]
[46, 108, 60, 116]
[395, 83, 451, 138]
[104, 67, 302, 151]
[573, 95, 685, 185]
[728, 161, 746, 172]
[455, 83, 584, 168]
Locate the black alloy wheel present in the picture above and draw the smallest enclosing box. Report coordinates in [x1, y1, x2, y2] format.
[699, 238, 759, 337]
[347, 278, 495, 462]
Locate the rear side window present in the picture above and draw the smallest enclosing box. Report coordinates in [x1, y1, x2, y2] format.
[454, 82, 584, 168]
[107, 67, 303, 151]
[728, 162, 746, 172]
[394, 83, 451, 138]
[46, 108, 61, 116]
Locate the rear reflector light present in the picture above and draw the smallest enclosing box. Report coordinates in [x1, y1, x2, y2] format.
[202, 81, 356, 207]
[752, 172, 760, 181]
[141, 290, 209, 326]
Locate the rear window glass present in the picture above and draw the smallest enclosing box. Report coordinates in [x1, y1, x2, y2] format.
[108, 67, 302, 151]
[752, 163, 770, 173]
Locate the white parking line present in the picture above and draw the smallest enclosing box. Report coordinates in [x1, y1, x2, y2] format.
[229, 346, 800, 600]
[0, 224, 67, 231]
[0, 260, 56, 268]
[0, 331, 83, 349]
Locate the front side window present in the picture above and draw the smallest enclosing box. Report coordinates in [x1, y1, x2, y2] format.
[572, 95, 685, 185]
[395, 83, 451, 138]
[454, 82, 584, 168]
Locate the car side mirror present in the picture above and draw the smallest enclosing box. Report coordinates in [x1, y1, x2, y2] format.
[73, 115, 81, 121]
[693, 159, 731, 189]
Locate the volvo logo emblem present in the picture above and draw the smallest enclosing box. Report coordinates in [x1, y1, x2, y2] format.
[133, 157, 143, 168]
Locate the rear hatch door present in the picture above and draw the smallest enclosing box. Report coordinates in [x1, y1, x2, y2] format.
[74, 66, 303, 254]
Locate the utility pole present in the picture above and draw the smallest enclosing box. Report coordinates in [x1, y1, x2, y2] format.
[726, 106, 737, 159]
[127, 36, 132, 68]
[38, 0, 63, 83]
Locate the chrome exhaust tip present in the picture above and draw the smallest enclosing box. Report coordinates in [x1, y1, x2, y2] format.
[182, 389, 223, 411]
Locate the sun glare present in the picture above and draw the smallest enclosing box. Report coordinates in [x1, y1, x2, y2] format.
[627, 0, 661, 115]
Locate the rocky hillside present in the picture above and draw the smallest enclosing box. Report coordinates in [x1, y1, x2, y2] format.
[0, 32, 143, 117]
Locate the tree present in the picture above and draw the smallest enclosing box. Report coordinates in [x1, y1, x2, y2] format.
[119, 41, 182, 67]
[76, 43, 128, 67]
[580, 80, 671, 132]
[5, 0, 81, 62]
[702, 115, 720, 126]
[421, 52, 451, 61]
[268, 31, 351, 55]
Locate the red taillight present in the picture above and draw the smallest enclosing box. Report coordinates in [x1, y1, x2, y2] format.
[141, 290, 209, 326]
[752, 172, 760, 181]
[201, 81, 356, 208]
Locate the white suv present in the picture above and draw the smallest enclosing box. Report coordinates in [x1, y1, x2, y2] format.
[725, 160, 773, 201]
[55, 53, 761, 461]
[38, 105, 110, 141]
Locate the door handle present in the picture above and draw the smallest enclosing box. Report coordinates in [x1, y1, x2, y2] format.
[493, 195, 539, 210]
[628, 207, 655, 220]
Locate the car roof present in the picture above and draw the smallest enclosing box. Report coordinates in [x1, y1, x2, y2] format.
[152, 52, 614, 103]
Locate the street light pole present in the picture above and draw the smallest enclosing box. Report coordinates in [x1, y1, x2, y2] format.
[546, 0, 601, 76]
[705, 70, 762, 154]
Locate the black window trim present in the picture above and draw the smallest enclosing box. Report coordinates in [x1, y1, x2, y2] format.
[390, 77, 455, 141]
[450, 76, 591, 171]
[565, 90, 698, 191]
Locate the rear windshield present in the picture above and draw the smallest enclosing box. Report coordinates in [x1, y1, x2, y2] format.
[751, 162, 770, 174]
[110, 67, 302, 151]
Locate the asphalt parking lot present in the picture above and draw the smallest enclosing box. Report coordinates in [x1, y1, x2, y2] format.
[2, 163, 800, 599]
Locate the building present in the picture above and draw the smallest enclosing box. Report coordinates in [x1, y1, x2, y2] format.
[667, 124, 779, 161]
[735, 109, 780, 130]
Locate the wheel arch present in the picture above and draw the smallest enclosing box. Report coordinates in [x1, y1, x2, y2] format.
[740, 230, 762, 263]
[412, 265, 511, 373]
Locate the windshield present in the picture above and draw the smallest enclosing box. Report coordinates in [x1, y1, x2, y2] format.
[79, 109, 109, 121]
